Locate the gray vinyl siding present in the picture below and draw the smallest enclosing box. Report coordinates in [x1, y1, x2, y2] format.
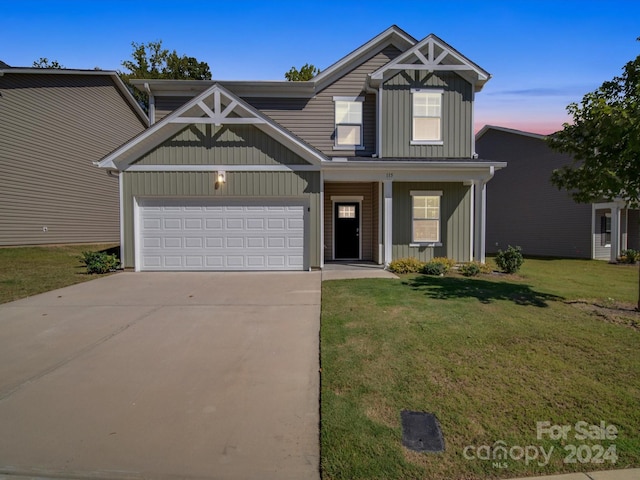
[476, 128, 593, 258]
[154, 95, 190, 122]
[0, 73, 146, 246]
[122, 171, 321, 269]
[135, 124, 309, 165]
[392, 182, 471, 262]
[382, 71, 473, 158]
[323, 183, 377, 261]
[246, 46, 402, 157]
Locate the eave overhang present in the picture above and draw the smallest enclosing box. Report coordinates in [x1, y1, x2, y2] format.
[322, 159, 506, 182]
[130, 79, 316, 98]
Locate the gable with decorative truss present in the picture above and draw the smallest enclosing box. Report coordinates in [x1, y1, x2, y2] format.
[98, 83, 326, 171]
[369, 34, 490, 91]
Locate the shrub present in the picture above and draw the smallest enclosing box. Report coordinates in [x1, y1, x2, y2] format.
[459, 262, 481, 277]
[619, 249, 640, 264]
[422, 261, 447, 276]
[388, 257, 425, 274]
[431, 257, 456, 274]
[80, 251, 120, 274]
[495, 245, 524, 274]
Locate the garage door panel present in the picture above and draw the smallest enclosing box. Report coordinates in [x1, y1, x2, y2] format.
[164, 237, 182, 248]
[205, 219, 223, 229]
[138, 198, 306, 271]
[206, 237, 223, 248]
[185, 237, 202, 248]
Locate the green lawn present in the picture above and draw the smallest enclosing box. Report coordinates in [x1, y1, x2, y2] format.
[321, 258, 640, 480]
[0, 244, 118, 304]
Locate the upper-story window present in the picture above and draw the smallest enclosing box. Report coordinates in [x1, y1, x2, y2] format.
[334, 96, 364, 149]
[412, 89, 443, 144]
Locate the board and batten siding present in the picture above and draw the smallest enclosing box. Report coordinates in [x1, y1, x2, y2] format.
[136, 124, 309, 165]
[323, 183, 377, 261]
[122, 171, 321, 269]
[246, 45, 402, 158]
[382, 71, 473, 159]
[0, 73, 146, 246]
[392, 182, 471, 262]
[476, 128, 593, 258]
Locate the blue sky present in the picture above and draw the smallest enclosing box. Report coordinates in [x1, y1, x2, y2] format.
[2, 0, 639, 134]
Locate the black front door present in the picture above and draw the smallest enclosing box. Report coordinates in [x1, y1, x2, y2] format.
[334, 203, 360, 259]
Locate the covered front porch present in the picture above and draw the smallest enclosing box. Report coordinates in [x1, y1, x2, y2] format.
[320, 160, 504, 268]
[593, 202, 640, 262]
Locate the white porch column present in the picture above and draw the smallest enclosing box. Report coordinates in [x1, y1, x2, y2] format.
[473, 180, 487, 263]
[610, 204, 621, 263]
[383, 179, 393, 266]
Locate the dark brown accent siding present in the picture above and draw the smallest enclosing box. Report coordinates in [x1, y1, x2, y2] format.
[247, 46, 402, 158]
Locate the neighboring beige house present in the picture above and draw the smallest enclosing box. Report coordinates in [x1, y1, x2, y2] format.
[0, 64, 148, 246]
[476, 125, 639, 261]
[97, 26, 506, 271]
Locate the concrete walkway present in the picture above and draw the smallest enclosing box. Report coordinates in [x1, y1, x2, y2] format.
[321, 261, 398, 281]
[505, 468, 640, 480]
[0, 272, 321, 480]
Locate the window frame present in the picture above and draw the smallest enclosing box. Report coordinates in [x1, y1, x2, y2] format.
[411, 88, 444, 145]
[410, 190, 443, 246]
[601, 213, 612, 247]
[333, 96, 364, 150]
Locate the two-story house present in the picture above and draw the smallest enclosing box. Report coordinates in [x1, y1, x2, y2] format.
[97, 26, 505, 271]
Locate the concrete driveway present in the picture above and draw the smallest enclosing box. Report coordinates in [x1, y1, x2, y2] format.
[0, 272, 321, 480]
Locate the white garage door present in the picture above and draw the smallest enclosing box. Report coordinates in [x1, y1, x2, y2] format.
[138, 198, 306, 271]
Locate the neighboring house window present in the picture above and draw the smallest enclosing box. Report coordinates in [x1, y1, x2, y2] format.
[412, 89, 443, 144]
[411, 191, 442, 244]
[601, 213, 612, 246]
[334, 96, 363, 149]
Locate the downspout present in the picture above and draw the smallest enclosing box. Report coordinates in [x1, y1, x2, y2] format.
[107, 170, 125, 268]
[470, 82, 476, 156]
[364, 79, 380, 158]
[144, 82, 155, 126]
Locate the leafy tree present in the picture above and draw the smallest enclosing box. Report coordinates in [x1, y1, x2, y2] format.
[33, 57, 64, 69]
[547, 41, 640, 309]
[120, 40, 211, 111]
[284, 63, 320, 81]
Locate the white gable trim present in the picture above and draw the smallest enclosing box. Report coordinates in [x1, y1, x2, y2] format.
[313, 25, 416, 91]
[97, 83, 327, 171]
[369, 34, 490, 91]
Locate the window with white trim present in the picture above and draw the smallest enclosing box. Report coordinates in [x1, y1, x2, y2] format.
[334, 97, 363, 149]
[411, 191, 442, 243]
[601, 213, 612, 246]
[412, 90, 442, 143]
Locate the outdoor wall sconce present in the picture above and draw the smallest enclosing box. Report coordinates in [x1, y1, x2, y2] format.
[215, 170, 226, 189]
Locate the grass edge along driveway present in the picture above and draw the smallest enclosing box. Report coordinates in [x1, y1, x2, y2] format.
[0, 244, 118, 304]
[320, 258, 639, 480]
